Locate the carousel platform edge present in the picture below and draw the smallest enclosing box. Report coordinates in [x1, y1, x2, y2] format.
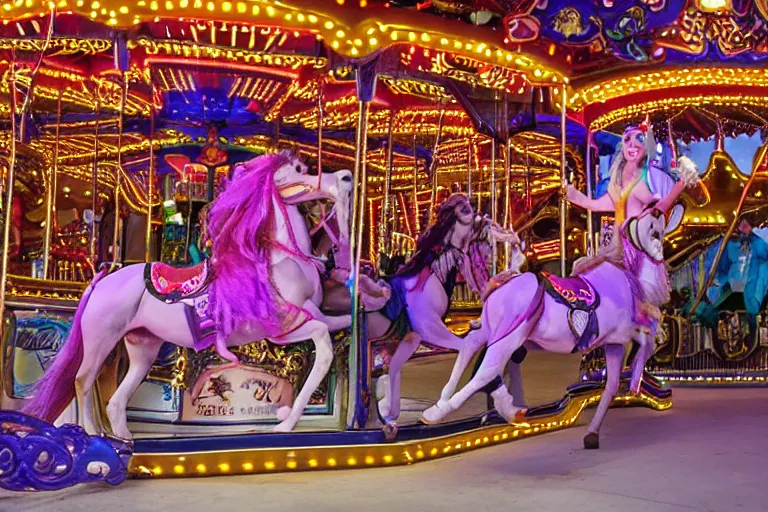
[125, 376, 671, 479]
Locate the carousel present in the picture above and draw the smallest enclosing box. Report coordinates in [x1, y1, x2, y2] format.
[2, 0, 767, 491]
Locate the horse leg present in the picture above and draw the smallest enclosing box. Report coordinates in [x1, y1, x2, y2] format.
[273, 320, 334, 432]
[629, 328, 654, 395]
[584, 343, 624, 449]
[504, 359, 526, 408]
[423, 328, 527, 424]
[438, 327, 487, 403]
[302, 300, 351, 332]
[379, 331, 421, 420]
[105, 332, 164, 440]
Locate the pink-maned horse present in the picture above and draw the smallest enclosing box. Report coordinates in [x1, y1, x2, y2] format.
[24, 152, 354, 438]
[423, 204, 670, 449]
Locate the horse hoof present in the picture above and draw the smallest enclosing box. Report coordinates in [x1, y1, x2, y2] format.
[276, 406, 291, 422]
[584, 432, 600, 450]
[273, 421, 294, 433]
[382, 420, 398, 442]
[421, 400, 453, 424]
[512, 409, 528, 424]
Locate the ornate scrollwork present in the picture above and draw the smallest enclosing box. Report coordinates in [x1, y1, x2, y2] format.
[0, 411, 132, 492]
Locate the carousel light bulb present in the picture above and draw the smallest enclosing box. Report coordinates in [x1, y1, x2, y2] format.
[266, 5, 274, 15]
[119, 5, 128, 12]
[308, 14, 317, 22]
[242, 462, 254, 471]
[222, 1, 231, 11]
[369, 37, 377, 45]
[218, 463, 230, 472]
[264, 461, 276, 470]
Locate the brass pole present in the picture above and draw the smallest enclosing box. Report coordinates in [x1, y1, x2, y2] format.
[0, 75, 19, 320]
[145, 84, 155, 262]
[43, 87, 63, 279]
[490, 95, 498, 274]
[585, 128, 594, 257]
[316, 79, 323, 183]
[559, 86, 568, 277]
[90, 90, 102, 266]
[348, 98, 370, 428]
[380, 111, 395, 259]
[427, 104, 446, 224]
[467, 138, 473, 206]
[412, 133, 420, 233]
[112, 74, 128, 268]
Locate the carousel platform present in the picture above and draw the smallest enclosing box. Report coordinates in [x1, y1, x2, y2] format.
[128, 353, 671, 478]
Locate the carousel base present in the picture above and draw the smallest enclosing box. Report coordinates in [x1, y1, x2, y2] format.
[127, 376, 671, 479]
[653, 372, 768, 387]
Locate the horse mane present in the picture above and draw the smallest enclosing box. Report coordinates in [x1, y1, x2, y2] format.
[395, 194, 468, 289]
[571, 227, 625, 276]
[206, 152, 307, 339]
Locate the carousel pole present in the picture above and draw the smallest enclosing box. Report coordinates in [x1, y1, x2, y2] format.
[503, 94, 512, 270]
[490, 95, 498, 275]
[316, 78, 323, 179]
[348, 61, 375, 429]
[559, 86, 567, 277]
[467, 138, 473, 206]
[145, 84, 156, 263]
[112, 74, 128, 267]
[90, 89, 102, 266]
[43, 88, 63, 279]
[585, 127, 594, 256]
[427, 104, 446, 224]
[0, 73, 19, 320]
[412, 133, 420, 233]
[379, 110, 395, 261]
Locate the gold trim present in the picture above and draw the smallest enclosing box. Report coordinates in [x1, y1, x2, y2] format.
[128, 387, 670, 478]
[0, 3, 564, 83]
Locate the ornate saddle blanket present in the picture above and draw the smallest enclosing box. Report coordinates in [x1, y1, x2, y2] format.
[145, 261, 211, 303]
[145, 262, 216, 351]
[541, 271, 601, 353]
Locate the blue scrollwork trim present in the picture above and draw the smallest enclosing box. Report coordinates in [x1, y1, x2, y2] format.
[0, 411, 133, 492]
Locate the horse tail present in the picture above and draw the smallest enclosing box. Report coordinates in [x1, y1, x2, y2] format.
[23, 268, 109, 423]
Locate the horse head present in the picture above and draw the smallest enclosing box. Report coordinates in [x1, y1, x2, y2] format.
[626, 202, 667, 263]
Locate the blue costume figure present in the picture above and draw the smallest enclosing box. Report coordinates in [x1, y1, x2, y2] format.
[708, 217, 768, 337]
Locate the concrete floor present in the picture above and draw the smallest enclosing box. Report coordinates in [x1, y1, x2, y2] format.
[5, 386, 768, 511]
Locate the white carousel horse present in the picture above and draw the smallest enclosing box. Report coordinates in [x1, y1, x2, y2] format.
[423, 204, 670, 449]
[365, 194, 526, 425]
[24, 152, 355, 438]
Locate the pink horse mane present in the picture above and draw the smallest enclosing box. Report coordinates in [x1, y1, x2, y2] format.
[206, 152, 310, 340]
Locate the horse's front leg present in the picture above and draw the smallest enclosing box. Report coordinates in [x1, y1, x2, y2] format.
[273, 320, 334, 432]
[302, 300, 352, 332]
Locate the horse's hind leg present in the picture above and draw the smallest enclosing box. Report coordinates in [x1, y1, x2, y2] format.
[423, 329, 527, 424]
[106, 332, 164, 440]
[75, 324, 130, 435]
[629, 328, 654, 395]
[584, 343, 624, 449]
[273, 320, 334, 432]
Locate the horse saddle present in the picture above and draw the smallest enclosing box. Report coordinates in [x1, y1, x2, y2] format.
[145, 260, 212, 304]
[541, 271, 601, 353]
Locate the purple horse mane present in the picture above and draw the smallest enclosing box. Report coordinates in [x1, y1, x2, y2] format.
[206, 152, 311, 341]
[394, 193, 469, 292]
